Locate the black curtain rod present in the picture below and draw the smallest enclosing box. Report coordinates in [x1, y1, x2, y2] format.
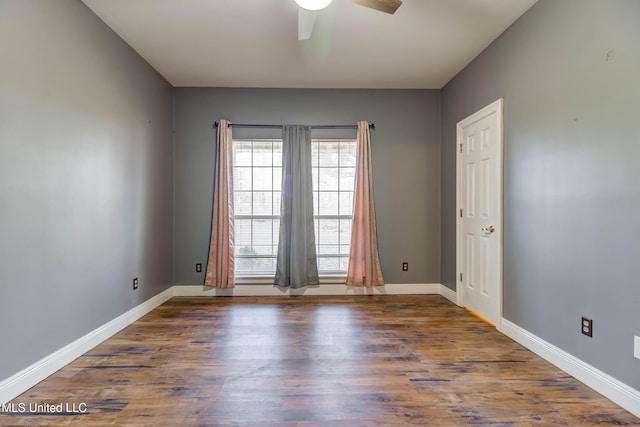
[213, 122, 375, 131]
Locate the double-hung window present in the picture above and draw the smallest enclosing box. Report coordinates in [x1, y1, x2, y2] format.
[233, 139, 282, 276]
[232, 138, 356, 278]
[312, 139, 356, 275]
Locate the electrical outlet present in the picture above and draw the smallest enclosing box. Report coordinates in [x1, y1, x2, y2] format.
[634, 336, 640, 360]
[196, 263, 202, 273]
[581, 317, 592, 338]
[402, 262, 408, 271]
[133, 277, 139, 290]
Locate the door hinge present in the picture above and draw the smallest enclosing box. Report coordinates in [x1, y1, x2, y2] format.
[459, 143, 463, 153]
[459, 209, 463, 218]
[460, 273, 463, 281]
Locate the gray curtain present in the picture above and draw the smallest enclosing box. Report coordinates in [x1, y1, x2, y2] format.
[274, 125, 319, 288]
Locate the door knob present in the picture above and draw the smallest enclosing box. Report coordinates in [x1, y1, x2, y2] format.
[482, 225, 495, 233]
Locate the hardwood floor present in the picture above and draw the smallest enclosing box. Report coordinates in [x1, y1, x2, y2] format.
[1, 295, 638, 426]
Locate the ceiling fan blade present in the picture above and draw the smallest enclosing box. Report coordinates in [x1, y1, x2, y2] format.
[349, 0, 402, 14]
[298, 8, 317, 41]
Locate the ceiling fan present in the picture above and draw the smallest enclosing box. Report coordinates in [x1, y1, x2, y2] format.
[295, 0, 403, 40]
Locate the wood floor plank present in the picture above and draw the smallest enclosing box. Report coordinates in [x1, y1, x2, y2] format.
[1, 295, 638, 426]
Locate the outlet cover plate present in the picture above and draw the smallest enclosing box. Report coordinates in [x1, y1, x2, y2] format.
[635, 336, 640, 360]
[581, 317, 593, 338]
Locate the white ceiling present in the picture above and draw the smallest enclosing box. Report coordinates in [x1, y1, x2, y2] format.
[81, 0, 537, 89]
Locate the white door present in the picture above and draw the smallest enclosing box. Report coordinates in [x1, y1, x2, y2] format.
[456, 99, 503, 327]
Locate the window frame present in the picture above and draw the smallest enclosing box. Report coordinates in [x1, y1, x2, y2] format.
[232, 137, 356, 282]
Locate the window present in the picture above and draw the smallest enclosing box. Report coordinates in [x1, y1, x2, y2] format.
[312, 139, 356, 274]
[232, 138, 356, 277]
[233, 139, 282, 276]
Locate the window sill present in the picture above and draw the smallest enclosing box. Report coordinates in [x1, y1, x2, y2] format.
[235, 275, 347, 286]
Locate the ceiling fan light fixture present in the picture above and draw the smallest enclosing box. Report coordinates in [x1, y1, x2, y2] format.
[295, 0, 333, 11]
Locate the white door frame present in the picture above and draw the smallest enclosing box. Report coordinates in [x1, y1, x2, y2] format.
[455, 98, 504, 328]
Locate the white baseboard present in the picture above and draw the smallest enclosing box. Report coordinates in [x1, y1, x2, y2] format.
[500, 318, 640, 419]
[439, 285, 457, 304]
[0, 286, 175, 405]
[173, 283, 442, 297]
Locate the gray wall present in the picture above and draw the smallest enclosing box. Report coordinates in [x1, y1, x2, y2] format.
[441, 0, 640, 389]
[0, 1, 174, 381]
[173, 88, 440, 285]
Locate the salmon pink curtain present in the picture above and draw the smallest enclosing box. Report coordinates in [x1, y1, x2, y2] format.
[346, 121, 384, 287]
[205, 119, 235, 288]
